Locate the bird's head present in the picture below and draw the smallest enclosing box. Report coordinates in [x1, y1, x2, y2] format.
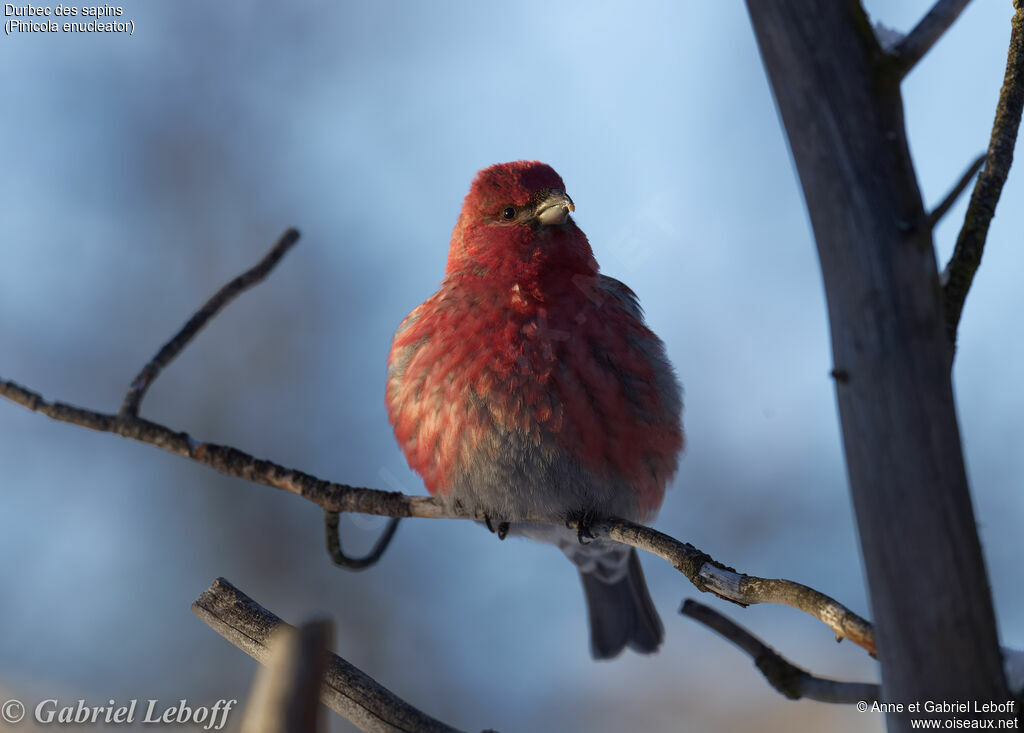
[446, 161, 596, 279]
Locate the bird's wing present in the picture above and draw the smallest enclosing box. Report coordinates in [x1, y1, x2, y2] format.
[596, 274, 645, 319]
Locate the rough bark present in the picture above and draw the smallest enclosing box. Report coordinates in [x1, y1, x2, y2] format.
[744, 2, 1008, 729]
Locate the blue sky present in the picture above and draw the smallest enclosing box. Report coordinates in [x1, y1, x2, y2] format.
[1, 2, 1021, 731]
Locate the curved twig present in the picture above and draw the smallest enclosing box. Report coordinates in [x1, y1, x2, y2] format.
[192, 578, 461, 733]
[593, 519, 876, 655]
[680, 600, 879, 704]
[325, 512, 402, 571]
[119, 228, 301, 417]
[696, 564, 875, 655]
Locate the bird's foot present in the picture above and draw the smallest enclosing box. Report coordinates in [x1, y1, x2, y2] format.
[566, 510, 597, 545]
[484, 514, 511, 541]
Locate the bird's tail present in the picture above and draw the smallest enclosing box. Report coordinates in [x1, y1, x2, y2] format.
[579, 547, 664, 659]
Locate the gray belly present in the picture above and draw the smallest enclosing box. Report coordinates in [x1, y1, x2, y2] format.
[447, 425, 641, 524]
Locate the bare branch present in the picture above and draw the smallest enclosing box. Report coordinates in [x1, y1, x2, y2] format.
[928, 153, 985, 229]
[943, 4, 1024, 349]
[119, 228, 300, 418]
[0, 376, 876, 655]
[695, 563, 875, 655]
[1, 378, 436, 518]
[325, 512, 402, 570]
[240, 619, 331, 733]
[680, 600, 879, 705]
[192, 578, 462, 733]
[890, 0, 972, 79]
[590, 519, 876, 655]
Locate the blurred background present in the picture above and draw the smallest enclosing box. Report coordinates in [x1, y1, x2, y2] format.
[1, 1, 1021, 731]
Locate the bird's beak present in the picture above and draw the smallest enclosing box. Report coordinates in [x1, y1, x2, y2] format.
[535, 190, 575, 226]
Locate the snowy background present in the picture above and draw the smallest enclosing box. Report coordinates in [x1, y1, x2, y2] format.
[1, 1, 1021, 731]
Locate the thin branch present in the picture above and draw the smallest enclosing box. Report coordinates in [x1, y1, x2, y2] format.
[1, 376, 876, 656]
[193, 578, 461, 733]
[119, 228, 300, 417]
[694, 562, 875, 655]
[589, 519, 875, 654]
[1, 378, 435, 518]
[240, 619, 331, 733]
[890, 0, 973, 79]
[928, 153, 985, 229]
[680, 600, 879, 705]
[325, 512, 402, 570]
[943, 3, 1024, 349]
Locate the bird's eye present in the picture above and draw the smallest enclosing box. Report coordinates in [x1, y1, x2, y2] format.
[502, 207, 516, 220]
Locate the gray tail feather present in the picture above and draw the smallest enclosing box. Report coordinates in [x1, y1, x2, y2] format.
[579, 547, 664, 659]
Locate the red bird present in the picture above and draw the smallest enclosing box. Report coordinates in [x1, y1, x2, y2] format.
[386, 161, 684, 658]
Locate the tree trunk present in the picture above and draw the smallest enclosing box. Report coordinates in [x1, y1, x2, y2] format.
[744, 2, 1008, 729]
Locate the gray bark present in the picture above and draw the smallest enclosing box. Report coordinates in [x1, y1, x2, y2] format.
[744, 2, 1009, 729]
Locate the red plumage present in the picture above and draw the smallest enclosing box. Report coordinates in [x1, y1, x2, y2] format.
[386, 161, 683, 658]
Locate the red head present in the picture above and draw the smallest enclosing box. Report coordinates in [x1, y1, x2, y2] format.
[446, 161, 597, 280]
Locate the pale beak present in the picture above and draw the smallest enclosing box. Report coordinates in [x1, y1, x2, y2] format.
[535, 190, 575, 226]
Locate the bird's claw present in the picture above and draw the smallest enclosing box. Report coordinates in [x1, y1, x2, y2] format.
[484, 514, 510, 541]
[567, 511, 596, 545]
